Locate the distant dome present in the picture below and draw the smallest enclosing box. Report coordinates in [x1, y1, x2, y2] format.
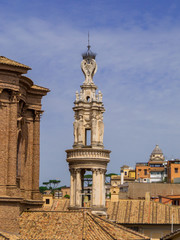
[151, 144, 163, 155]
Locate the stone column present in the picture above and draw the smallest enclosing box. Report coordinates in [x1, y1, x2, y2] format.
[100, 169, 106, 206]
[75, 169, 82, 207]
[92, 168, 106, 209]
[70, 169, 76, 207]
[92, 168, 99, 207]
[32, 110, 41, 200]
[7, 91, 19, 196]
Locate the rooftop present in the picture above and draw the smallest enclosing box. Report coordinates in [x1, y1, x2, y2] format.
[0, 56, 31, 70]
[19, 210, 149, 240]
[107, 199, 180, 224]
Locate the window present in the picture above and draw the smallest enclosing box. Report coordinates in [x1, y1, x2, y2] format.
[85, 129, 91, 145]
[124, 171, 127, 176]
[138, 169, 141, 171]
[175, 168, 178, 173]
[144, 169, 147, 175]
[46, 199, 50, 204]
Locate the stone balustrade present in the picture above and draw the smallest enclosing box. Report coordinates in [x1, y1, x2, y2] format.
[66, 149, 110, 160]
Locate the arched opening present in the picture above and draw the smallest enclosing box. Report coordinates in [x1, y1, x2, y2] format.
[86, 96, 90, 102]
[85, 129, 91, 146]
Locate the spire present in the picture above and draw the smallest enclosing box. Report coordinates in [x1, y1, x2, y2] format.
[82, 33, 96, 60]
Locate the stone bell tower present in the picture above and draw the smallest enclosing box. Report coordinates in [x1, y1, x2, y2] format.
[66, 44, 110, 213]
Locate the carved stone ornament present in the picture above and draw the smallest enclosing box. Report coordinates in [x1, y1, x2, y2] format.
[34, 110, 42, 121]
[9, 91, 21, 103]
[81, 58, 97, 84]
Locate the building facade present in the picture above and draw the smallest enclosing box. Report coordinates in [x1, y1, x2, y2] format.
[167, 159, 180, 183]
[66, 46, 110, 213]
[136, 144, 166, 183]
[0, 56, 49, 232]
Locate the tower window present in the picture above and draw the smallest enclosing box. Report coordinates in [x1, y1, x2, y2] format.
[85, 129, 91, 146]
[86, 96, 90, 102]
[175, 168, 178, 173]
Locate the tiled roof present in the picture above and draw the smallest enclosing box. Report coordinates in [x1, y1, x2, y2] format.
[31, 85, 50, 92]
[19, 210, 149, 240]
[107, 200, 180, 224]
[0, 231, 19, 240]
[0, 56, 31, 69]
[160, 228, 180, 239]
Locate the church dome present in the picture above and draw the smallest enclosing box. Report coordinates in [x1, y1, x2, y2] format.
[151, 144, 163, 155]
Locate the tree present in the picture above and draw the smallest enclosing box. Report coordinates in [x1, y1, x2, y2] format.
[64, 194, 70, 199]
[40, 179, 61, 194]
[39, 186, 48, 193]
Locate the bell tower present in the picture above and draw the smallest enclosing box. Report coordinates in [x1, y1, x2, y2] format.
[66, 43, 110, 213]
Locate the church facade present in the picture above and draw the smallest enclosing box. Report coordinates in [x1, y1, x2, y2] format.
[0, 56, 49, 232]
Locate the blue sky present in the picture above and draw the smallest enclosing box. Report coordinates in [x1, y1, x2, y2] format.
[1, 0, 180, 186]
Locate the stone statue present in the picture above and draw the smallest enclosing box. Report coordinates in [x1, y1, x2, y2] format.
[98, 117, 104, 144]
[75, 91, 79, 102]
[91, 115, 97, 143]
[73, 120, 78, 143]
[77, 115, 83, 143]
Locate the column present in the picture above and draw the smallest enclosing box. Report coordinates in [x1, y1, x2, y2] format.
[70, 169, 76, 207]
[92, 168, 99, 207]
[7, 91, 19, 196]
[100, 169, 106, 207]
[32, 110, 41, 200]
[75, 169, 82, 207]
[92, 168, 106, 209]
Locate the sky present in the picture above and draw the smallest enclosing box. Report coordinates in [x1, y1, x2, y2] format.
[0, 0, 180, 186]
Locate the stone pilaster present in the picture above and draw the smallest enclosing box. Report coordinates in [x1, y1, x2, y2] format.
[32, 110, 41, 200]
[25, 110, 34, 199]
[0, 89, 8, 195]
[7, 91, 20, 196]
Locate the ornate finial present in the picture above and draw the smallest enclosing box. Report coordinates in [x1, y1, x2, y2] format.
[82, 33, 96, 60]
[81, 35, 97, 84]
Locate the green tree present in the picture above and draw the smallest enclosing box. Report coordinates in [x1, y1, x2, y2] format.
[40, 179, 61, 194]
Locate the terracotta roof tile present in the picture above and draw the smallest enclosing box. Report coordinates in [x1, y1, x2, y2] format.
[0, 231, 19, 240]
[19, 210, 149, 239]
[107, 200, 180, 225]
